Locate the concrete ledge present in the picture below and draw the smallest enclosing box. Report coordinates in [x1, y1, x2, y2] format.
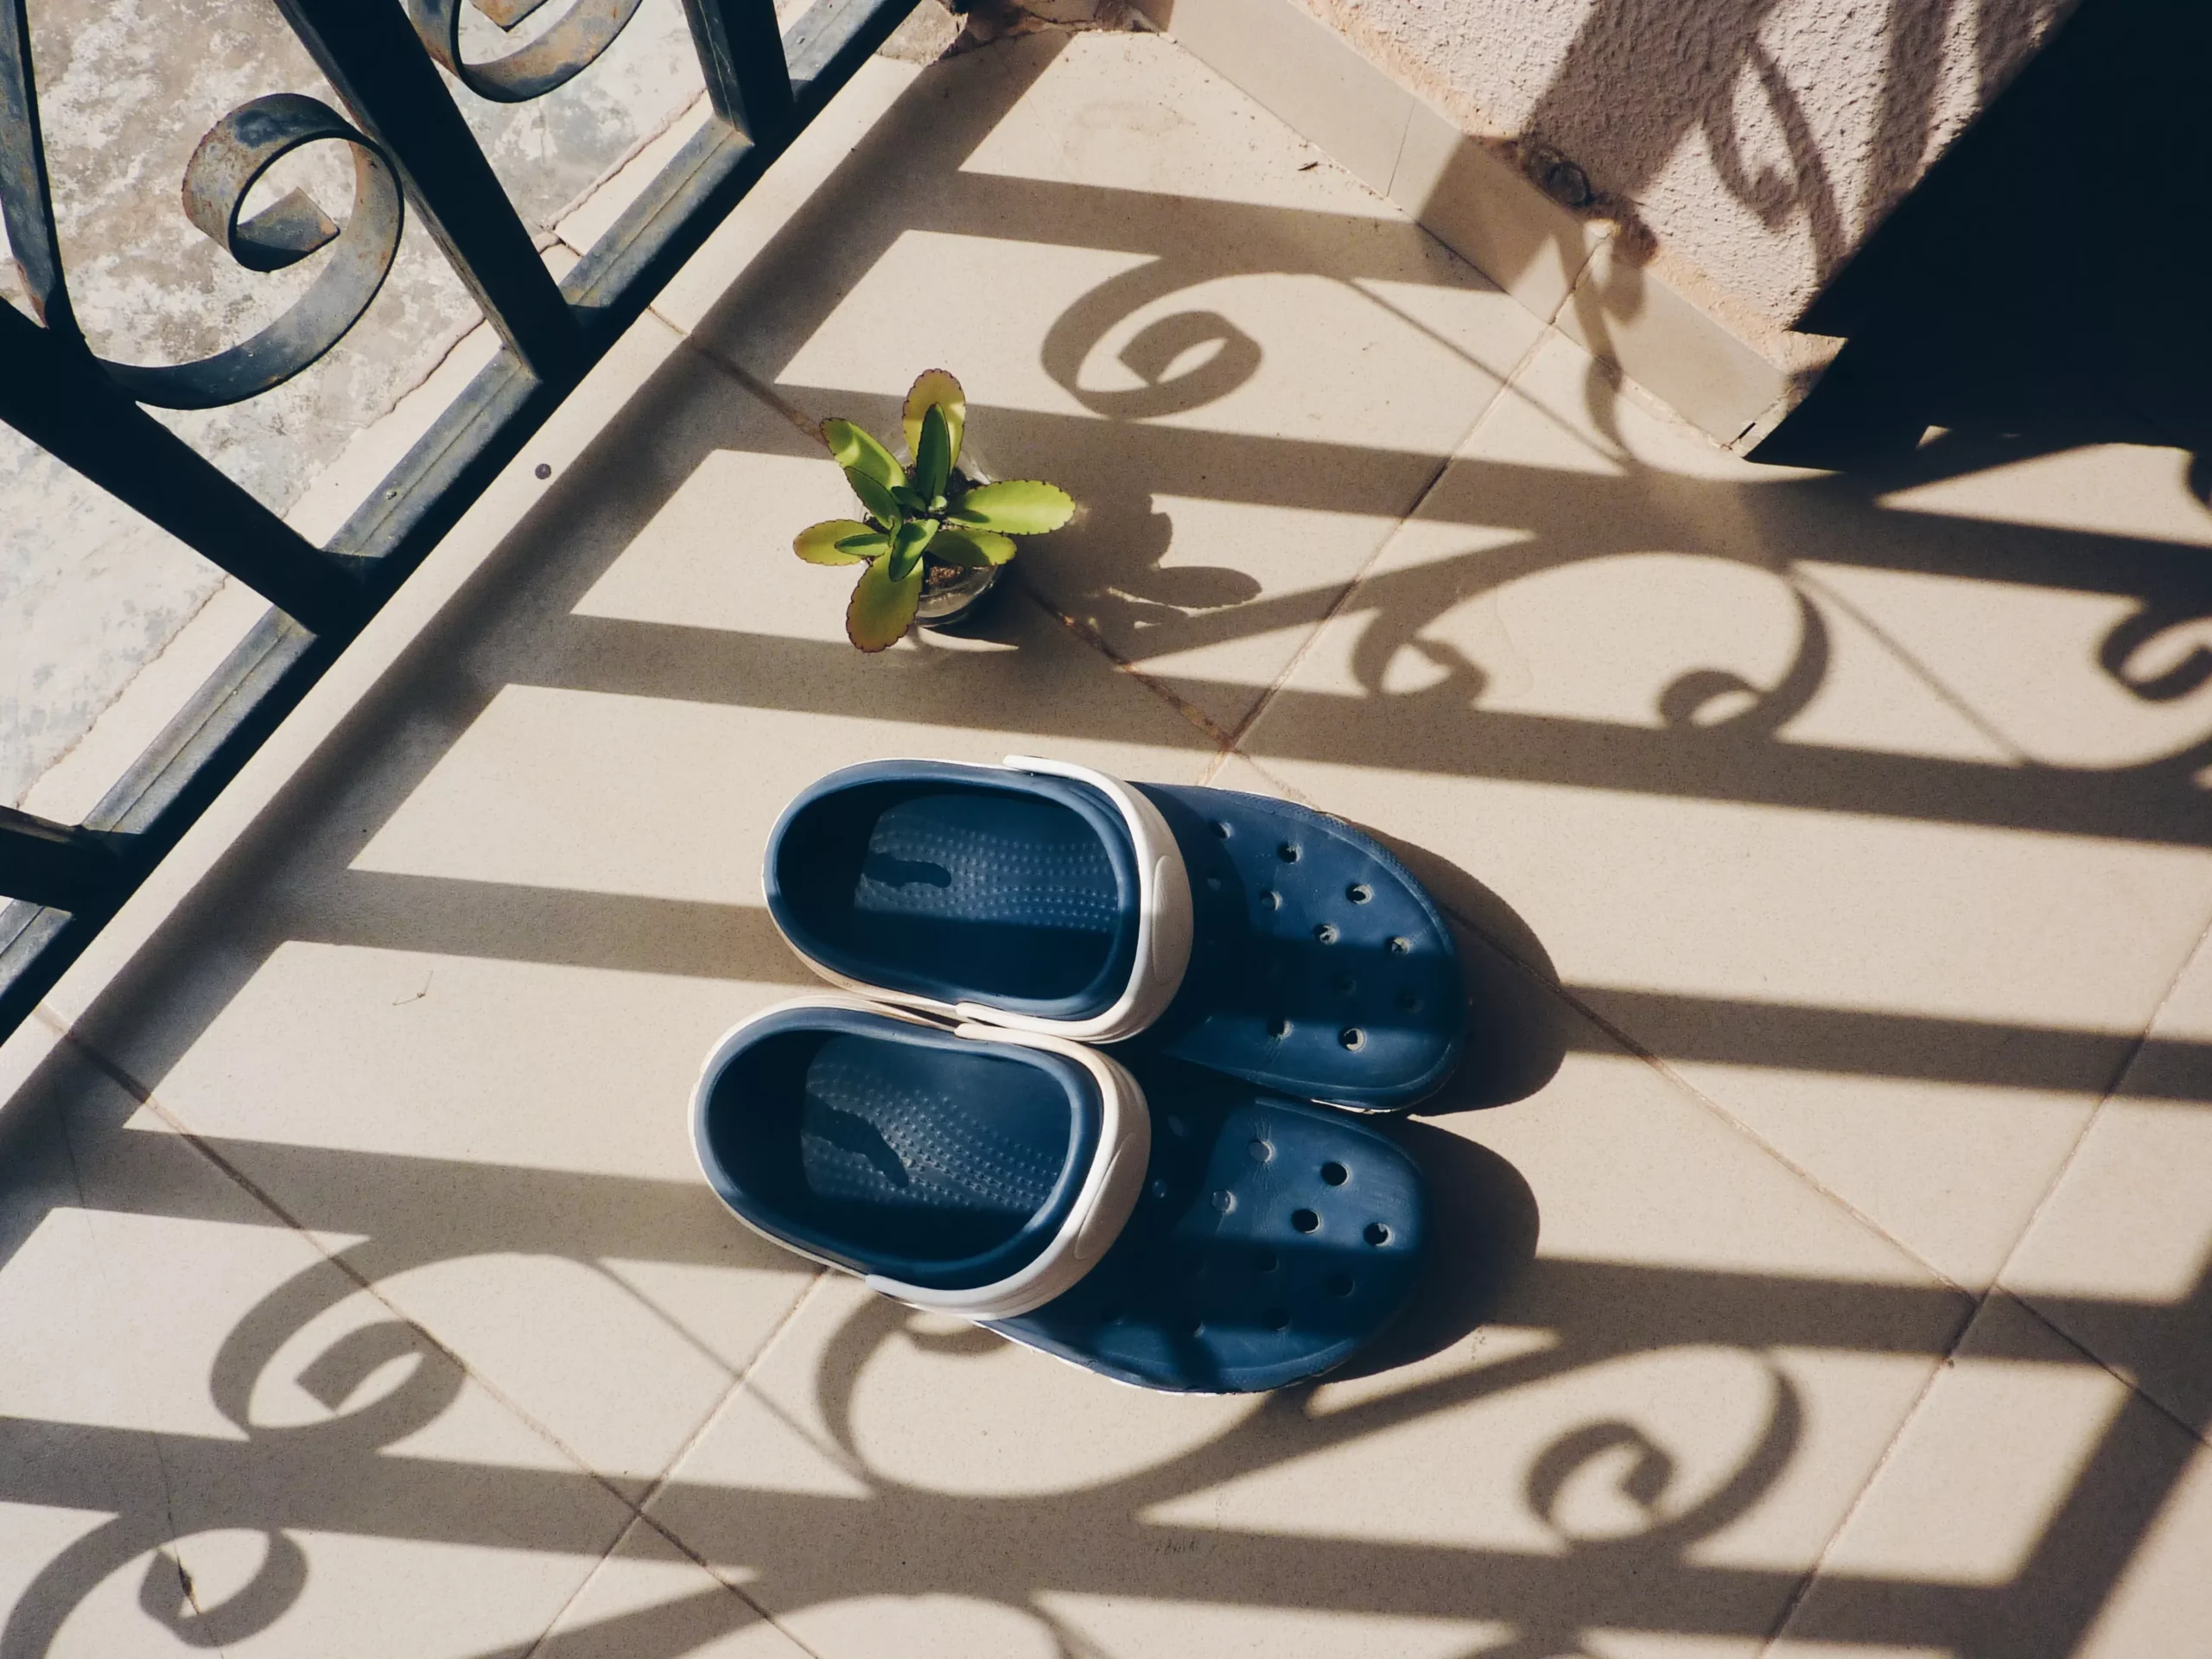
[1558, 239, 1799, 448]
[1135, 0, 1816, 448]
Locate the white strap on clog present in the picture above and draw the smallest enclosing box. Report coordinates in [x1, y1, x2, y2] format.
[776, 756, 1195, 1045]
[964, 755, 1192, 1044]
[694, 997, 1149, 1322]
[863, 1027, 1151, 1320]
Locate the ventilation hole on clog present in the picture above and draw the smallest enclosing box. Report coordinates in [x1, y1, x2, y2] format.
[1340, 1027, 1366, 1051]
[1278, 842, 1301, 863]
[1325, 1272, 1354, 1297]
[1320, 1161, 1348, 1185]
[1191, 1318, 1207, 1337]
[1395, 990, 1421, 1013]
[1262, 1306, 1292, 1332]
[1260, 889, 1282, 912]
[1251, 1248, 1278, 1272]
[1267, 1015, 1291, 1039]
[1347, 882, 1374, 903]
[1291, 1208, 1320, 1233]
[1387, 936, 1411, 956]
[1314, 922, 1340, 944]
[1211, 1189, 1236, 1214]
[1333, 973, 1357, 995]
[1211, 820, 1232, 838]
[1149, 1179, 1170, 1200]
[1205, 874, 1223, 892]
[1363, 1222, 1391, 1246]
[1166, 1114, 1189, 1139]
[1249, 1139, 1273, 1163]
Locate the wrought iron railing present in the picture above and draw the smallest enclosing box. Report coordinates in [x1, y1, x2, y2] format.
[0, 0, 917, 1038]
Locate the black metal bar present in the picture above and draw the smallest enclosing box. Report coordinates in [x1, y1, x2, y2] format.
[681, 0, 796, 142]
[0, 0, 79, 334]
[273, 0, 583, 381]
[0, 809, 124, 912]
[0, 304, 369, 637]
[0, 0, 918, 1047]
[787, 0, 920, 113]
[0, 611, 329, 1036]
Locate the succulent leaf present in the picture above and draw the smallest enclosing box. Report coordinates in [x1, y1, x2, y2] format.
[793, 518, 876, 565]
[916, 404, 952, 503]
[848, 552, 923, 652]
[889, 517, 938, 581]
[945, 480, 1075, 535]
[931, 526, 1017, 567]
[845, 467, 903, 529]
[835, 530, 893, 553]
[821, 418, 905, 492]
[901, 370, 966, 467]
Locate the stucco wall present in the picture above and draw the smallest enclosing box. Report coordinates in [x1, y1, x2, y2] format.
[1295, 0, 2072, 333]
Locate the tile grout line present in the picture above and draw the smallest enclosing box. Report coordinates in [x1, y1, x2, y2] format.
[48, 1018, 830, 1659]
[1973, 899, 2212, 1420]
[41, 1033, 215, 1629]
[1216, 755, 2007, 1659]
[2002, 1285, 2212, 1455]
[1995, 900, 2212, 1282]
[1022, 586, 1242, 755]
[1226, 745, 1988, 1296]
[1558, 993, 1978, 1294]
[1749, 1293, 1978, 1658]
[672, 334, 826, 446]
[594, 1270, 841, 1656]
[522, 1270, 842, 1659]
[1759, 1278, 2212, 1659]
[1203, 321, 1557, 784]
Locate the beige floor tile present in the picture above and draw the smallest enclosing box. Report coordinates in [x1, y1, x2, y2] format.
[1240, 329, 2212, 1287]
[51, 321, 1213, 1492]
[671, 31, 1541, 737]
[2002, 921, 2212, 1434]
[0, 1046, 631, 1657]
[1133, 0, 1415, 194]
[639, 938, 1964, 1657]
[533, 1516, 812, 1657]
[1777, 1293, 2212, 1658]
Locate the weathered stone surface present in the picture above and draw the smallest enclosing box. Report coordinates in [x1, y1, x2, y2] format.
[2, 0, 704, 810]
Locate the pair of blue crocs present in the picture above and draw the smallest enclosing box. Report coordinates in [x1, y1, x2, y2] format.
[691, 758, 1465, 1392]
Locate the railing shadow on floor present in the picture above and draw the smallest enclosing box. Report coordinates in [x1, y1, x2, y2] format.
[6, 1053, 2208, 1657]
[3, 25, 2210, 1659]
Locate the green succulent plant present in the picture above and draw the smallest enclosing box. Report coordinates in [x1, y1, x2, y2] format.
[795, 369, 1076, 652]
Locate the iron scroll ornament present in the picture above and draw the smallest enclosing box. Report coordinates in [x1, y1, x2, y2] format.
[115, 94, 406, 411]
[0, 0, 406, 412]
[405, 0, 648, 103]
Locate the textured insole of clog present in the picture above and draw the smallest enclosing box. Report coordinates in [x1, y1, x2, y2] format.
[993, 1071, 1425, 1393]
[820, 790, 1122, 1001]
[795, 1034, 1073, 1260]
[1133, 785, 1465, 1111]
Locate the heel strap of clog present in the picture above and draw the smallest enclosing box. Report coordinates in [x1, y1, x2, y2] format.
[951, 755, 1192, 1045]
[861, 1026, 1152, 1319]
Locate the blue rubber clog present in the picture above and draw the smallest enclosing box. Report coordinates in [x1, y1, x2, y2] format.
[692, 1003, 1426, 1390]
[763, 757, 1465, 1111]
[993, 1059, 1427, 1393]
